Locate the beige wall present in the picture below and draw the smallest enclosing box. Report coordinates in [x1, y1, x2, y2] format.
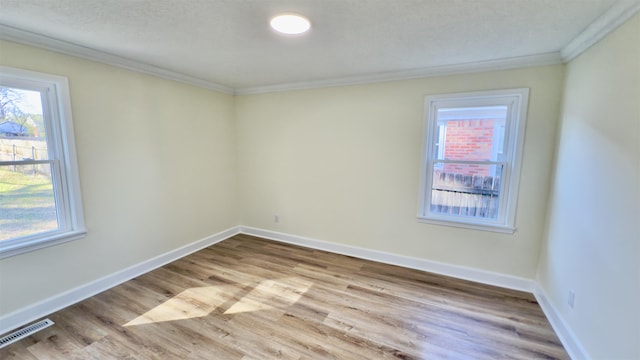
[236, 65, 565, 279]
[1, 15, 636, 356]
[0, 40, 238, 315]
[538, 13, 640, 359]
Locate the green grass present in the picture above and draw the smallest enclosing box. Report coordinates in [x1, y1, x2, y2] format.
[0, 168, 58, 240]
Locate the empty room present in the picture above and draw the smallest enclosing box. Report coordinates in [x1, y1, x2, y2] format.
[0, 1, 638, 359]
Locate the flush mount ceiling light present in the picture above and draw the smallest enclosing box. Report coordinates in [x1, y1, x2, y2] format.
[270, 14, 311, 35]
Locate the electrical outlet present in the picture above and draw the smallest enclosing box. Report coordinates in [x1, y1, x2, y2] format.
[274, 214, 279, 223]
[567, 290, 575, 308]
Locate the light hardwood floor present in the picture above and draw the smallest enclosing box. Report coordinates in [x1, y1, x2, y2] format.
[2, 234, 569, 359]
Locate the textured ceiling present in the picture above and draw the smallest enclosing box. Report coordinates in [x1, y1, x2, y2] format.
[0, 0, 629, 91]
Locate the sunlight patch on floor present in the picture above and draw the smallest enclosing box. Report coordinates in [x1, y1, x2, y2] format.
[224, 277, 312, 314]
[124, 285, 232, 326]
[124, 277, 313, 326]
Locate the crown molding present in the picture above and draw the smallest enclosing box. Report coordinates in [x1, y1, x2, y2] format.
[561, 0, 640, 62]
[234, 53, 563, 95]
[3, 0, 637, 98]
[0, 24, 235, 95]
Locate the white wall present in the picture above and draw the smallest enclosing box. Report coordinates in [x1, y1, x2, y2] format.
[0, 40, 238, 316]
[538, 13, 640, 359]
[236, 65, 565, 279]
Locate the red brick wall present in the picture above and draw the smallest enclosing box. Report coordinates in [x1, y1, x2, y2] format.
[443, 119, 495, 176]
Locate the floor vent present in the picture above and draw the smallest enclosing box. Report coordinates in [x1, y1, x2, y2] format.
[0, 318, 55, 349]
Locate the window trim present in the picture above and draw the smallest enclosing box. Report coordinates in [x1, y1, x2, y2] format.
[417, 88, 529, 233]
[0, 66, 85, 258]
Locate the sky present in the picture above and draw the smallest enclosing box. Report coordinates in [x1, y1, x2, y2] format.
[1, 87, 43, 116]
[14, 88, 43, 115]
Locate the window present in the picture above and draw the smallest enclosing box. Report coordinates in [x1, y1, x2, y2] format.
[0, 66, 85, 258]
[418, 88, 529, 233]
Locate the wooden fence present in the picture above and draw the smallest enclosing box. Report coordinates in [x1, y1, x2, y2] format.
[0, 138, 50, 176]
[430, 170, 501, 219]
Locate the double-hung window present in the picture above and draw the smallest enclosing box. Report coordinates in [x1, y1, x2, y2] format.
[418, 88, 529, 233]
[0, 66, 85, 258]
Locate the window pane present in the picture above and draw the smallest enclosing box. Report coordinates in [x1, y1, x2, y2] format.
[0, 164, 59, 241]
[0, 87, 46, 141]
[430, 163, 503, 219]
[436, 106, 507, 161]
[1, 85, 57, 241]
[1, 67, 85, 258]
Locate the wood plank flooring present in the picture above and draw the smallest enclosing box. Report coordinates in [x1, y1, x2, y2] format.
[2, 234, 569, 359]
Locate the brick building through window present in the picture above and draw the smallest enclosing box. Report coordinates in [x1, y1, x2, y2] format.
[436, 107, 506, 177]
[419, 89, 529, 232]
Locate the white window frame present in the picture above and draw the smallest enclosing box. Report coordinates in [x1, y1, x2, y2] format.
[417, 88, 529, 233]
[0, 66, 85, 258]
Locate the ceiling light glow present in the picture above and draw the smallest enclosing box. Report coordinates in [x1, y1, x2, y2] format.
[270, 14, 311, 35]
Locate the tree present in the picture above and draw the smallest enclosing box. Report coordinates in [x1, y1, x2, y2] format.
[0, 87, 33, 137]
[0, 86, 25, 122]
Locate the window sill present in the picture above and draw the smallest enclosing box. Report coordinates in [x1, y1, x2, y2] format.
[417, 217, 515, 234]
[0, 229, 87, 259]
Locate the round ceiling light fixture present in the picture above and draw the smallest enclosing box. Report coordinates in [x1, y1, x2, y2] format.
[270, 13, 311, 35]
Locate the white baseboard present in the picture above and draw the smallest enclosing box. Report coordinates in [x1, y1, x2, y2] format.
[533, 285, 590, 360]
[1, 224, 583, 360]
[0, 226, 241, 336]
[243, 226, 596, 357]
[239, 226, 535, 293]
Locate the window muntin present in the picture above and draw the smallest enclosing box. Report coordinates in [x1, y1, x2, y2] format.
[0, 66, 85, 258]
[418, 89, 529, 232]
